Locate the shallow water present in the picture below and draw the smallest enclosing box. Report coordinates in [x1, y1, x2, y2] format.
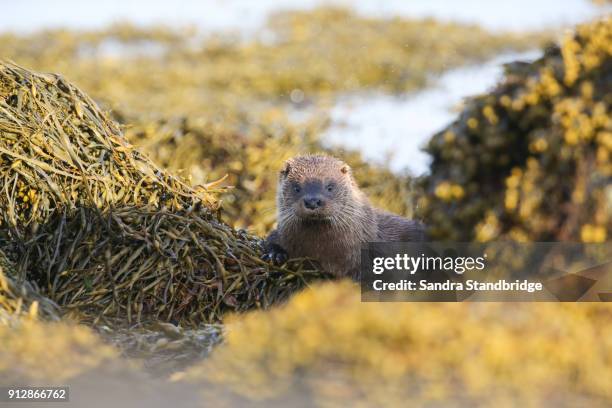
[3, 0, 608, 33]
[323, 50, 543, 175]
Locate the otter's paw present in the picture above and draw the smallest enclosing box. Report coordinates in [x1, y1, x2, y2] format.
[262, 245, 288, 265]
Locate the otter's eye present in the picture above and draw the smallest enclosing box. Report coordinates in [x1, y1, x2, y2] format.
[326, 184, 334, 192]
[293, 185, 301, 193]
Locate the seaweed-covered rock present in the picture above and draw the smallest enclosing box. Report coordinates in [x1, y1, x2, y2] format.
[421, 18, 611, 241]
[0, 62, 327, 325]
[0, 63, 219, 240]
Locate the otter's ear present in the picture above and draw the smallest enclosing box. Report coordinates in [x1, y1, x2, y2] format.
[280, 160, 292, 178]
[340, 164, 351, 175]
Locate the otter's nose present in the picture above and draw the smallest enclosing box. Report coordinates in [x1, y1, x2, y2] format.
[303, 196, 324, 210]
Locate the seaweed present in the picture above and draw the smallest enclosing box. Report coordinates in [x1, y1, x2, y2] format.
[421, 17, 611, 241]
[0, 62, 328, 325]
[175, 281, 612, 406]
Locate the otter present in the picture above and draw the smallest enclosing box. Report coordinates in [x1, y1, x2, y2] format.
[263, 154, 425, 278]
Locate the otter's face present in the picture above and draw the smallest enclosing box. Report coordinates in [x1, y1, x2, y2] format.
[278, 156, 354, 222]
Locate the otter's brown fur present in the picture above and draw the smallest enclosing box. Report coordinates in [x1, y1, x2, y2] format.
[264, 154, 425, 278]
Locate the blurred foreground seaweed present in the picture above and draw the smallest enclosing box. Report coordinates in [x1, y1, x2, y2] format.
[0, 316, 119, 383]
[175, 281, 612, 407]
[3, 282, 611, 406]
[0, 62, 328, 325]
[422, 17, 612, 242]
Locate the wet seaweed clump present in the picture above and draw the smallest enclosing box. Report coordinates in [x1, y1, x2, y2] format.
[421, 18, 612, 241]
[0, 62, 327, 326]
[0, 62, 220, 238]
[174, 281, 612, 407]
[0, 248, 59, 322]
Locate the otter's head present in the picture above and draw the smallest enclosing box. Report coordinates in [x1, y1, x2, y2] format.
[277, 154, 358, 224]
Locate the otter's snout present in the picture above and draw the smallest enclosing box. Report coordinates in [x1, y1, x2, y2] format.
[303, 195, 324, 210]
